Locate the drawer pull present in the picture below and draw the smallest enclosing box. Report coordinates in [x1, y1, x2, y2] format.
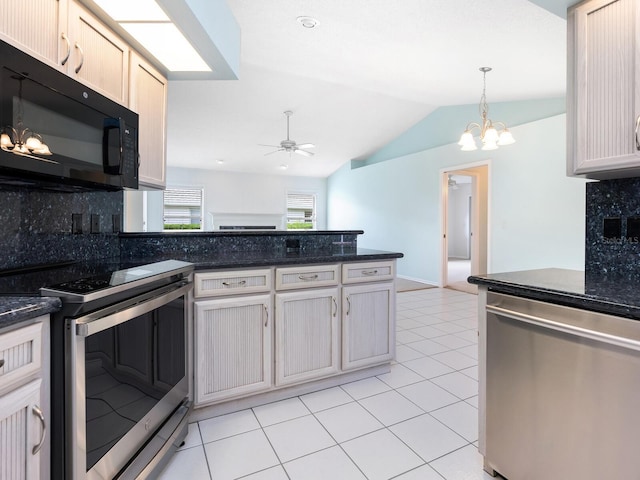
[222, 280, 247, 288]
[32, 405, 46, 455]
[298, 274, 319, 281]
[362, 269, 379, 276]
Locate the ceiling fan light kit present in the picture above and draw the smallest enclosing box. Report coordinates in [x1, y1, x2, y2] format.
[261, 111, 316, 157]
[458, 67, 516, 151]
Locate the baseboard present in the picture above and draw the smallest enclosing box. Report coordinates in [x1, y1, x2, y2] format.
[396, 274, 438, 286]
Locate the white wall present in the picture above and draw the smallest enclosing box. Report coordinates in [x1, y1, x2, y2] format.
[164, 167, 328, 231]
[327, 114, 588, 283]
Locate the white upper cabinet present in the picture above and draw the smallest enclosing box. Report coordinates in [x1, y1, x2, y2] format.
[130, 52, 168, 188]
[0, 0, 67, 69]
[567, 0, 640, 179]
[66, 0, 129, 104]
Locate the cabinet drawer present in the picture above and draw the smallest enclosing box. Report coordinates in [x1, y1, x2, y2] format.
[342, 261, 395, 284]
[195, 269, 272, 298]
[275, 265, 340, 290]
[0, 322, 42, 392]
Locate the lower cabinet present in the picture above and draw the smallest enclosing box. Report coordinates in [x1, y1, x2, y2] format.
[342, 282, 395, 370]
[192, 261, 396, 408]
[0, 379, 45, 480]
[0, 318, 49, 480]
[194, 295, 272, 405]
[275, 288, 340, 386]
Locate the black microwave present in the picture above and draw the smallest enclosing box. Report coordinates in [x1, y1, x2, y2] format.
[0, 39, 138, 191]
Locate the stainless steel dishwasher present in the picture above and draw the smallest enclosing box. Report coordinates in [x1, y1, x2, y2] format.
[483, 292, 640, 480]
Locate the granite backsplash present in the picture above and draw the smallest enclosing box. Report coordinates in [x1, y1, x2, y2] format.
[586, 177, 640, 276]
[0, 188, 122, 270]
[118, 231, 359, 260]
[0, 185, 360, 272]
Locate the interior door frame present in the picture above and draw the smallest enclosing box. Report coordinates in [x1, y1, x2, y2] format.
[440, 161, 490, 289]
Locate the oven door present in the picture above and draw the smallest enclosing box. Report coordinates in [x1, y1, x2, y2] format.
[67, 281, 191, 480]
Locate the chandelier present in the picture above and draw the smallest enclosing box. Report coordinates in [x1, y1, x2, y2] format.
[458, 67, 515, 151]
[0, 76, 52, 158]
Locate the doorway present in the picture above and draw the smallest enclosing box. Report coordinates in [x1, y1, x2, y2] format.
[441, 163, 489, 294]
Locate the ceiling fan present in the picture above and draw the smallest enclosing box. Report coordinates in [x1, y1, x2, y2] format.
[261, 111, 315, 157]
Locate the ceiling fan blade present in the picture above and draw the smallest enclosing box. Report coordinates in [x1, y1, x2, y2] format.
[296, 143, 315, 149]
[264, 149, 283, 156]
[295, 149, 314, 157]
[259, 144, 282, 148]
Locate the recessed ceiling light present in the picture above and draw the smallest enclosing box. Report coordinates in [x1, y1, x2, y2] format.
[92, 0, 211, 72]
[297, 16, 319, 28]
[216, 159, 225, 164]
[279, 164, 289, 170]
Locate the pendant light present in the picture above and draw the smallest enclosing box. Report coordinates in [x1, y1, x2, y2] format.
[458, 67, 515, 151]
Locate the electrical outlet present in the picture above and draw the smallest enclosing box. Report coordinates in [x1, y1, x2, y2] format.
[91, 214, 100, 234]
[72, 213, 83, 234]
[603, 217, 622, 239]
[112, 214, 121, 233]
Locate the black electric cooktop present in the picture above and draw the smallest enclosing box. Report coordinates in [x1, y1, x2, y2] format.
[0, 259, 190, 297]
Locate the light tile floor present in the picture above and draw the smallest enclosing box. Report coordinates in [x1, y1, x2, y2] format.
[158, 288, 497, 480]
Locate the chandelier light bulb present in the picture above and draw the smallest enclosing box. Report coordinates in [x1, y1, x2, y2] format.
[0, 132, 13, 148]
[458, 131, 474, 147]
[25, 136, 42, 150]
[483, 126, 499, 144]
[497, 129, 515, 146]
[482, 140, 498, 151]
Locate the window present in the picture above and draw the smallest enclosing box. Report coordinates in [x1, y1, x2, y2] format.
[287, 192, 316, 230]
[163, 188, 204, 230]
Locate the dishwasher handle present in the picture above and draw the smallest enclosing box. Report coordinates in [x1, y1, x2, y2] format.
[487, 304, 640, 353]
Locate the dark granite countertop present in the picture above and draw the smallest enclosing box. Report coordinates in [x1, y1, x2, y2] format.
[469, 268, 640, 320]
[0, 297, 61, 332]
[135, 247, 403, 271]
[0, 248, 403, 327]
[120, 230, 364, 238]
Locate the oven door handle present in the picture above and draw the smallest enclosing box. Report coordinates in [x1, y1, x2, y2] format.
[75, 282, 192, 337]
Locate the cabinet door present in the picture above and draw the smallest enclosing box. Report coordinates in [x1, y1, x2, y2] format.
[0, 379, 45, 480]
[194, 295, 272, 405]
[67, 0, 129, 104]
[342, 282, 395, 370]
[568, 0, 640, 178]
[130, 52, 168, 188]
[275, 288, 340, 385]
[0, 0, 67, 69]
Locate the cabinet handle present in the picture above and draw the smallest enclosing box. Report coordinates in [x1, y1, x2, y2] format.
[74, 43, 84, 74]
[60, 33, 71, 66]
[32, 405, 46, 455]
[346, 296, 351, 316]
[263, 304, 269, 327]
[0, 359, 4, 369]
[298, 274, 319, 281]
[635, 115, 640, 151]
[362, 269, 378, 276]
[332, 297, 338, 317]
[222, 280, 247, 287]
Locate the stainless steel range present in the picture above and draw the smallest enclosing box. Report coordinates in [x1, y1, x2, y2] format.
[42, 260, 194, 480]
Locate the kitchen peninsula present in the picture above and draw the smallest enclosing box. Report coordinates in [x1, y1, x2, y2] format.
[1, 229, 403, 425]
[122, 230, 404, 418]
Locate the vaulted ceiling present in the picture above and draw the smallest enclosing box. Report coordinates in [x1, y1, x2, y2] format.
[166, 0, 574, 178]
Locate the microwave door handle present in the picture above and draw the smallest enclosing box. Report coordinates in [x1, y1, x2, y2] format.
[103, 118, 124, 175]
